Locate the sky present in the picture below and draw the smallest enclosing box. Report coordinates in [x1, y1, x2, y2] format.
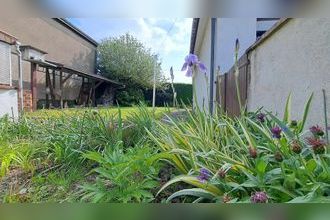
[68, 18, 192, 84]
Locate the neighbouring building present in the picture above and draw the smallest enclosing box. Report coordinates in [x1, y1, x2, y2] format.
[0, 30, 18, 118]
[0, 18, 121, 118]
[190, 18, 330, 129]
[190, 18, 278, 112]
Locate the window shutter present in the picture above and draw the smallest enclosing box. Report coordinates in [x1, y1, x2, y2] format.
[0, 41, 11, 86]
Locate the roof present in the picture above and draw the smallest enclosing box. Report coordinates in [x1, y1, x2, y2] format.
[246, 18, 290, 53]
[28, 59, 123, 86]
[20, 45, 48, 55]
[0, 30, 17, 45]
[189, 18, 290, 55]
[53, 18, 98, 47]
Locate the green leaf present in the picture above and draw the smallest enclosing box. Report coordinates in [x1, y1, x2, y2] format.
[298, 93, 314, 133]
[306, 159, 317, 173]
[238, 120, 257, 148]
[256, 159, 268, 175]
[166, 188, 217, 202]
[157, 175, 223, 197]
[283, 93, 292, 123]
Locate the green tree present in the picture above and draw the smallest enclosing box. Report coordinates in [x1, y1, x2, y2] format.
[98, 33, 164, 89]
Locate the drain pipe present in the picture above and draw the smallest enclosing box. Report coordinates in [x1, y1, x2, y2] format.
[323, 89, 329, 144]
[209, 18, 217, 115]
[15, 41, 24, 113]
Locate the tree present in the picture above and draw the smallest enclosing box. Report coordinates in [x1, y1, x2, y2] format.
[98, 33, 164, 89]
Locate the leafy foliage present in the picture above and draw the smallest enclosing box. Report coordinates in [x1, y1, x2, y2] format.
[148, 94, 330, 203]
[98, 33, 164, 89]
[144, 83, 192, 107]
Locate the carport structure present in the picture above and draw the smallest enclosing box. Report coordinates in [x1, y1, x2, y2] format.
[28, 59, 123, 110]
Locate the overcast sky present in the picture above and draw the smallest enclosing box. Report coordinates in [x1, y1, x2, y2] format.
[68, 18, 192, 84]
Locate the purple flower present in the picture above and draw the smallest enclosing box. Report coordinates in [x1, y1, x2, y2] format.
[310, 125, 324, 137]
[256, 113, 266, 123]
[250, 192, 268, 203]
[271, 126, 282, 139]
[181, 54, 207, 77]
[197, 168, 210, 183]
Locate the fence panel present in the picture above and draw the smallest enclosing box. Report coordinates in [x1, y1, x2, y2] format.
[216, 53, 249, 117]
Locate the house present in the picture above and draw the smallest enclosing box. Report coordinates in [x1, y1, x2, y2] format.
[0, 30, 18, 118]
[0, 18, 121, 117]
[190, 18, 330, 129]
[190, 18, 278, 113]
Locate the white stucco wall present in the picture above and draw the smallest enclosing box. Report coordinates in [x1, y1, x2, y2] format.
[194, 19, 212, 112]
[0, 89, 18, 118]
[248, 18, 330, 128]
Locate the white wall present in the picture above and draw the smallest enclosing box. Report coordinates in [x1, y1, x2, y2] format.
[194, 19, 212, 112]
[194, 18, 258, 112]
[215, 18, 257, 74]
[0, 89, 18, 118]
[248, 18, 330, 128]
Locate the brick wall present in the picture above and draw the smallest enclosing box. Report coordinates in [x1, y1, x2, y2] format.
[18, 90, 33, 112]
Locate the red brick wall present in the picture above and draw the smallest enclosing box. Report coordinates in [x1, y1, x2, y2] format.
[18, 90, 33, 112]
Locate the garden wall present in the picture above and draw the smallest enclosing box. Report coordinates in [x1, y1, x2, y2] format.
[247, 18, 330, 128]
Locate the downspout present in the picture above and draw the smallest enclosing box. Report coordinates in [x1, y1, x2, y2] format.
[209, 18, 217, 115]
[15, 41, 24, 113]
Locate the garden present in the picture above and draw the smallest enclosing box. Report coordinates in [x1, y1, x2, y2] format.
[0, 93, 329, 203]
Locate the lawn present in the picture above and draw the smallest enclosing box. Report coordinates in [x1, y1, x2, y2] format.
[26, 107, 169, 119]
[0, 97, 329, 203]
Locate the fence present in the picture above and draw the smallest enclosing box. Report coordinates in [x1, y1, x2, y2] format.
[216, 53, 250, 116]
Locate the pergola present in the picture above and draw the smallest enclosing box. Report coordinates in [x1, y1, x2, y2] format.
[28, 59, 123, 110]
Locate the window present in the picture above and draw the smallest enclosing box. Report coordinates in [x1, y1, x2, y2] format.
[0, 41, 12, 86]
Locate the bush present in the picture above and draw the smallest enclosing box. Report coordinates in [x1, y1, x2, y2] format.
[174, 83, 192, 106]
[116, 88, 145, 106]
[144, 83, 192, 107]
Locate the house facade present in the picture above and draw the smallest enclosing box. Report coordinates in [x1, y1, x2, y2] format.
[0, 31, 18, 118]
[190, 18, 330, 128]
[0, 18, 120, 117]
[191, 18, 278, 112]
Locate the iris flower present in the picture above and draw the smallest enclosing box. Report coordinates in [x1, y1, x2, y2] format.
[181, 54, 207, 77]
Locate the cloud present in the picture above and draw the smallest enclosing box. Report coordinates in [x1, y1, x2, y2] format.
[134, 18, 192, 56]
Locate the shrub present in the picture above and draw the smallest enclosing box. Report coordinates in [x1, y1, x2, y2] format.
[116, 88, 145, 106]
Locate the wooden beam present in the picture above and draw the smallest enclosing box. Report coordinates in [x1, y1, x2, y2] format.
[31, 63, 38, 111]
[61, 73, 73, 84]
[92, 80, 96, 107]
[95, 80, 103, 89]
[47, 69, 56, 106]
[59, 69, 63, 109]
[45, 68, 50, 108]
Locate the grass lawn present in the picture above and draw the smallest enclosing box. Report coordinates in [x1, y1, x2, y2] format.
[26, 107, 171, 119]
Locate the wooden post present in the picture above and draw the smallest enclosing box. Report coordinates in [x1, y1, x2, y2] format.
[46, 68, 56, 107]
[31, 63, 38, 111]
[46, 68, 50, 108]
[59, 69, 63, 109]
[92, 80, 96, 107]
[52, 69, 56, 107]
